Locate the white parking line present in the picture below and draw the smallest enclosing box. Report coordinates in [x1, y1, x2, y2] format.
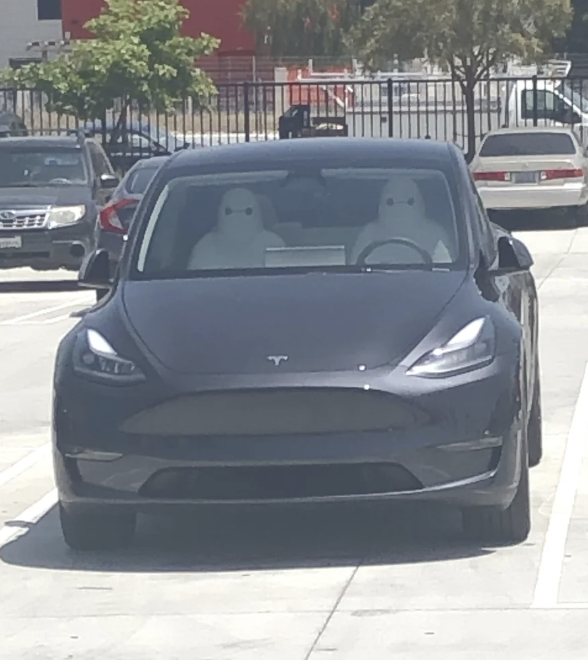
[532, 361, 588, 609]
[0, 489, 58, 549]
[0, 444, 50, 488]
[0, 299, 87, 325]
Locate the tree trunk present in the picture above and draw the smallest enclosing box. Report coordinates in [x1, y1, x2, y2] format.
[463, 76, 477, 163]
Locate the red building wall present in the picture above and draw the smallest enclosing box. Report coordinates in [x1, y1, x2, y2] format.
[61, 0, 255, 55]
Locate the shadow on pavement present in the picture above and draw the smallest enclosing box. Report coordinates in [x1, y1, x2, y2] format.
[0, 280, 80, 293]
[0, 501, 494, 573]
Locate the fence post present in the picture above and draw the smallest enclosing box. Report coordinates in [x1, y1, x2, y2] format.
[532, 74, 538, 127]
[244, 82, 251, 143]
[387, 78, 393, 137]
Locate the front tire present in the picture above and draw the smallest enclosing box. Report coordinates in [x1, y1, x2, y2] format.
[462, 445, 531, 545]
[528, 374, 543, 468]
[59, 504, 136, 551]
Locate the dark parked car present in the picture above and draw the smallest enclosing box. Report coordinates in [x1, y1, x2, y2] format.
[0, 132, 118, 271]
[82, 121, 188, 172]
[54, 138, 541, 550]
[97, 156, 169, 264]
[0, 110, 28, 137]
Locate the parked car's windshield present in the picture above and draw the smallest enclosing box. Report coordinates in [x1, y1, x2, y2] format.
[133, 166, 464, 278]
[0, 147, 88, 187]
[479, 132, 576, 157]
[560, 82, 588, 113]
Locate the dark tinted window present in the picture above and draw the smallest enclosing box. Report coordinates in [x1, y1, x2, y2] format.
[125, 165, 160, 194]
[37, 0, 61, 20]
[0, 147, 87, 187]
[480, 133, 576, 157]
[133, 166, 464, 278]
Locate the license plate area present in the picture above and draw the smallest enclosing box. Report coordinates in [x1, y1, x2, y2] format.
[0, 236, 22, 249]
[512, 171, 539, 184]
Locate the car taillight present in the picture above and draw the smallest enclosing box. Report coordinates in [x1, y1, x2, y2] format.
[541, 169, 584, 180]
[99, 198, 135, 234]
[473, 171, 509, 181]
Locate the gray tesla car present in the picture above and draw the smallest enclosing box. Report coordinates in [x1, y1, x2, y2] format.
[53, 138, 541, 550]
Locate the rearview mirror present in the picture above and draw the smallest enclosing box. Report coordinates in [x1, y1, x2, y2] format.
[99, 173, 119, 189]
[78, 249, 112, 289]
[488, 236, 533, 275]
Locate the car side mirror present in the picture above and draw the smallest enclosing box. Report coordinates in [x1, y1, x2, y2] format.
[488, 236, 533, 275]
[99, 173, 119, 189]
[78, 249, 112, 289]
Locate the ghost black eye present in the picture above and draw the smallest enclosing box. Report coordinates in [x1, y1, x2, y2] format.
[407, 198, 415, 206]
[245, 207, 253, 216]
[225, 207, 233, 215]
[386, 198, 394, 206]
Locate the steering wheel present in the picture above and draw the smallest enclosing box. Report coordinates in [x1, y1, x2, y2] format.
[355, 238, 434, 267]
[48, 178, 72, 185]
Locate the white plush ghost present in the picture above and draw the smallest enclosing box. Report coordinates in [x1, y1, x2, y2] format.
[188, 187, 284, 270]
[350, 176, 451, 265]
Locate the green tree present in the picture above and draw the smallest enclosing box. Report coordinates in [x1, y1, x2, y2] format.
[2, 0, 219, 131]
[348, 0, 573, 160]
[242, 0, 363, 58]
[559, 0, 588, 53]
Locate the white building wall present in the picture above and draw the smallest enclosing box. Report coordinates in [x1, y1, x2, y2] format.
[0, 0, 62, 71]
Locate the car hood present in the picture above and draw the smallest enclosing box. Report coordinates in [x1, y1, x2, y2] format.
[0, 185, 91, 209]
[122, 271, 467, 375]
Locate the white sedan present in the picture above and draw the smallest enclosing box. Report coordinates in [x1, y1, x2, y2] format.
[471, 127, 588, 224]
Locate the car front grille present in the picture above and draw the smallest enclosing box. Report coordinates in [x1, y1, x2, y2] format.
[139, 463, 424, 500]
[0, 211, 47, 230]
[120, 388, 430, 437]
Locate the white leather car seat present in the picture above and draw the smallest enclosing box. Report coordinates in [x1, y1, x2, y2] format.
[350, 177, 453, 265]
[188, 187, 285, 270]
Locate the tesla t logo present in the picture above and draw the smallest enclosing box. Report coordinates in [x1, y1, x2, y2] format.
[0, 211, 16, 220]
[267, 355, 289, 366]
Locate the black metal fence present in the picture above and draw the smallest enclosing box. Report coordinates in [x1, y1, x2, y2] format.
[2, 75, 588, 167]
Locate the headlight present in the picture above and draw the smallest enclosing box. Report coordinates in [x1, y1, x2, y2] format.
[47, 205, 86, 228]
[73, 329, 145, 384]
[407, 317, 495, 378]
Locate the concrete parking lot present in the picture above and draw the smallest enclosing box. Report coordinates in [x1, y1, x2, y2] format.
[1, 226, 588, 659]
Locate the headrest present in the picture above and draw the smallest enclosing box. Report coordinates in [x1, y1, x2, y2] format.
[257, 194, 279, 227]
[377, 177, 426, 224]
[217, 187, 263, 240]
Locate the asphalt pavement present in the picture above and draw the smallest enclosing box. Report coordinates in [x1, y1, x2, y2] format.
[0, 227, 588, 659]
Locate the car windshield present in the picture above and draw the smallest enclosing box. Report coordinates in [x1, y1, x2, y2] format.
[125, 164, 161, 195]
[560, 81, 588, 113]
[0, 147, 88, 187]
[154, 130, 182, 151]
[479, 132, 576, 157]
[132, 166, 463, 278]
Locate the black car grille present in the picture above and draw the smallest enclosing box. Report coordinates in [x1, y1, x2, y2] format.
[120, 388, 430, 437]
[139, 463, 424, 500]
[0, 213, 47, 230]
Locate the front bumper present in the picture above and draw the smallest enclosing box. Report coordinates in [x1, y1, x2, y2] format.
[477, 182, 588, 211]
[54, 353, 524, 514]
[0, 222, 94, 270]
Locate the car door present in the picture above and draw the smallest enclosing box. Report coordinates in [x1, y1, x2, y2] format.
[471, 183, 537, 398]
[87, 141, 116, 207]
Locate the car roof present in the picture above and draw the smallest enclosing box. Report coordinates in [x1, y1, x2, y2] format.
[82, 120, 165, 134]
[483, 126, 576, 137]
[168, 138, 455, 169]
[0, 135, 80, 148]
